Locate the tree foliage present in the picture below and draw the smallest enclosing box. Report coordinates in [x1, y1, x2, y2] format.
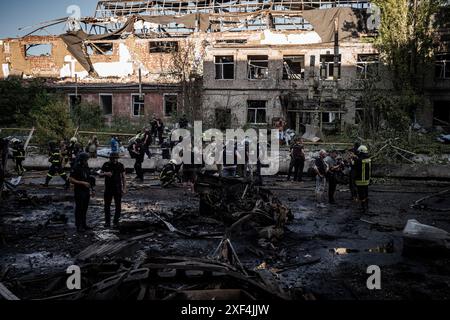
[31, 99, 74, 143]
[372, 0, 444, 93]
[70, 102, 104, 130]
[166, 38, 207, 121]
[0, 78, 49, 127]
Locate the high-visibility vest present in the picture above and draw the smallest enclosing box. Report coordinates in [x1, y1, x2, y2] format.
[355, 158, 371, 186]
[50, 152, 62, 164]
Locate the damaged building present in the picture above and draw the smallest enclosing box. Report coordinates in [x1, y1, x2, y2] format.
[0, 0, 448, 131]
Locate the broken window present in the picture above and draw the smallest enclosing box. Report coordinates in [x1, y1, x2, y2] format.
[86, 42, 113, 56]
[320, 54, 341, 80]
[100, 94, 113, 116]
[283, 55, 305, 80]
[164, 94, 177, 117]
[435, 53, 450, 79]
[322, 112, 340, 123]
[433, 101, 450, 126]
[25, 44, 52, 57]
[248, 55, 269, 80]
[355, 100, 365, 125]
[356, 54, 379, 79]
[132, 94, 145, 117]
[215, 56, 234, 80]
[149, 41, 179, 53]
[68, 94, 81, 111]
[216, 39, 247, 45]
[247, 100, 267, 124]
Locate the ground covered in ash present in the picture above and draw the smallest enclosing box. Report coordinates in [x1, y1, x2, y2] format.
[1, 172, 450, 300]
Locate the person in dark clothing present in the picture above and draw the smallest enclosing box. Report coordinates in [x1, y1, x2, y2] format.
[60, 139, 70, 166]
[324, 150, 341, 204]
[69, 153, 96, 232]
[313, 150, 328, 207]
[150, 116, 158, 142]
[156, 118, 164, 145]
[287, 138, 305, 182]
[179, 114, 189, 129]
[354, 145, 371, 213]
[349, 141, 360, 201]
[161, 138, 171, 160]
[0, 138, 8, 195]
[11, 139, 26, 176]
[130, 138, 145, 181]
[142, 127, 152, 159]
[99, 153, 126, 228]
[44, 143, 70, 189]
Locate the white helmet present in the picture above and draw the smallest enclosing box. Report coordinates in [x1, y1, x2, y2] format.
[357, 145, 369, 154]
[70, 137, 78, 143]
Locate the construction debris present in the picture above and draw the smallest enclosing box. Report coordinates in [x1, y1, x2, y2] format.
[195, 175, 292, 240]
[402, 219, 450, 256]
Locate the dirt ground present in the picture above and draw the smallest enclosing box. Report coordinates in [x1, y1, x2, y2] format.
[1, 171, 450, 300]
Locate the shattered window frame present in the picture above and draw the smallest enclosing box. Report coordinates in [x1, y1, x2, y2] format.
[99, 94, 113, 116]
[356, 54, 380, 80]
[283, 55, 305, 80]
[247, 55, 269, 80]
[247, 100, 267, 125]
[435, 53, 450, 80]
[164, 93, 178, 117]
[131, 94, 145, 117]
[149, 41, 179, 54]
[320, 54, 341, 80]
[86, 42, 114, 56]
[24, 43, 52, 58]
[214, 55, 235, 80]
[321, 112, 341, 124]
[68, 94, 81, 112]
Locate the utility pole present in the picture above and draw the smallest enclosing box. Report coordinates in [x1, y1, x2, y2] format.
[333, 17, 340, 100]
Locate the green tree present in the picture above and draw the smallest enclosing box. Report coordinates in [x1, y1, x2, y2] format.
[31, 99, 74, 143]
[0, 78, 48, 127]
[70, 102, 104, 130]
[372, 0, 443, 93]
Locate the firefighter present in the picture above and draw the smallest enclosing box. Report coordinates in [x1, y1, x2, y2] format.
[69, 152, 96, 232]
[11, 139, 26, 176]
[354, 145, 371, 214]
[43, 142, 69, 189]
[68, 137, 82, 168]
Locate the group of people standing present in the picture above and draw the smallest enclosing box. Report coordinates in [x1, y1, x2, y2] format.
[312, 143, 371, 213]
[285, 138, 372, 213]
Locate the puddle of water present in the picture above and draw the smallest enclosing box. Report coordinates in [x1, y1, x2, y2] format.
[330, 248, 360, 255]
[366, 240, 395, 253]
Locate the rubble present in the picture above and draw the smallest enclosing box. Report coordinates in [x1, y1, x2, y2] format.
[3, 254, 291, 301]
[402, 219, 450, 256]
[195, 175, 292, 240]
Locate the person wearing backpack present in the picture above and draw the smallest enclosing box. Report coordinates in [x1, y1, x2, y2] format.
[287, 138, 305, 182]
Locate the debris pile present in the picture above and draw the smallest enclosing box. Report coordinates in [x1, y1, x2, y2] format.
[195, 175, 292, 240]
[2, 252, 291, 300]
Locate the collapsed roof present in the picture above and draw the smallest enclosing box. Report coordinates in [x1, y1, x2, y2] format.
[17, 1, 371, 75]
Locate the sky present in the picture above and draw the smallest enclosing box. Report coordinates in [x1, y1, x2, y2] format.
[0, 0, 98, 39]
